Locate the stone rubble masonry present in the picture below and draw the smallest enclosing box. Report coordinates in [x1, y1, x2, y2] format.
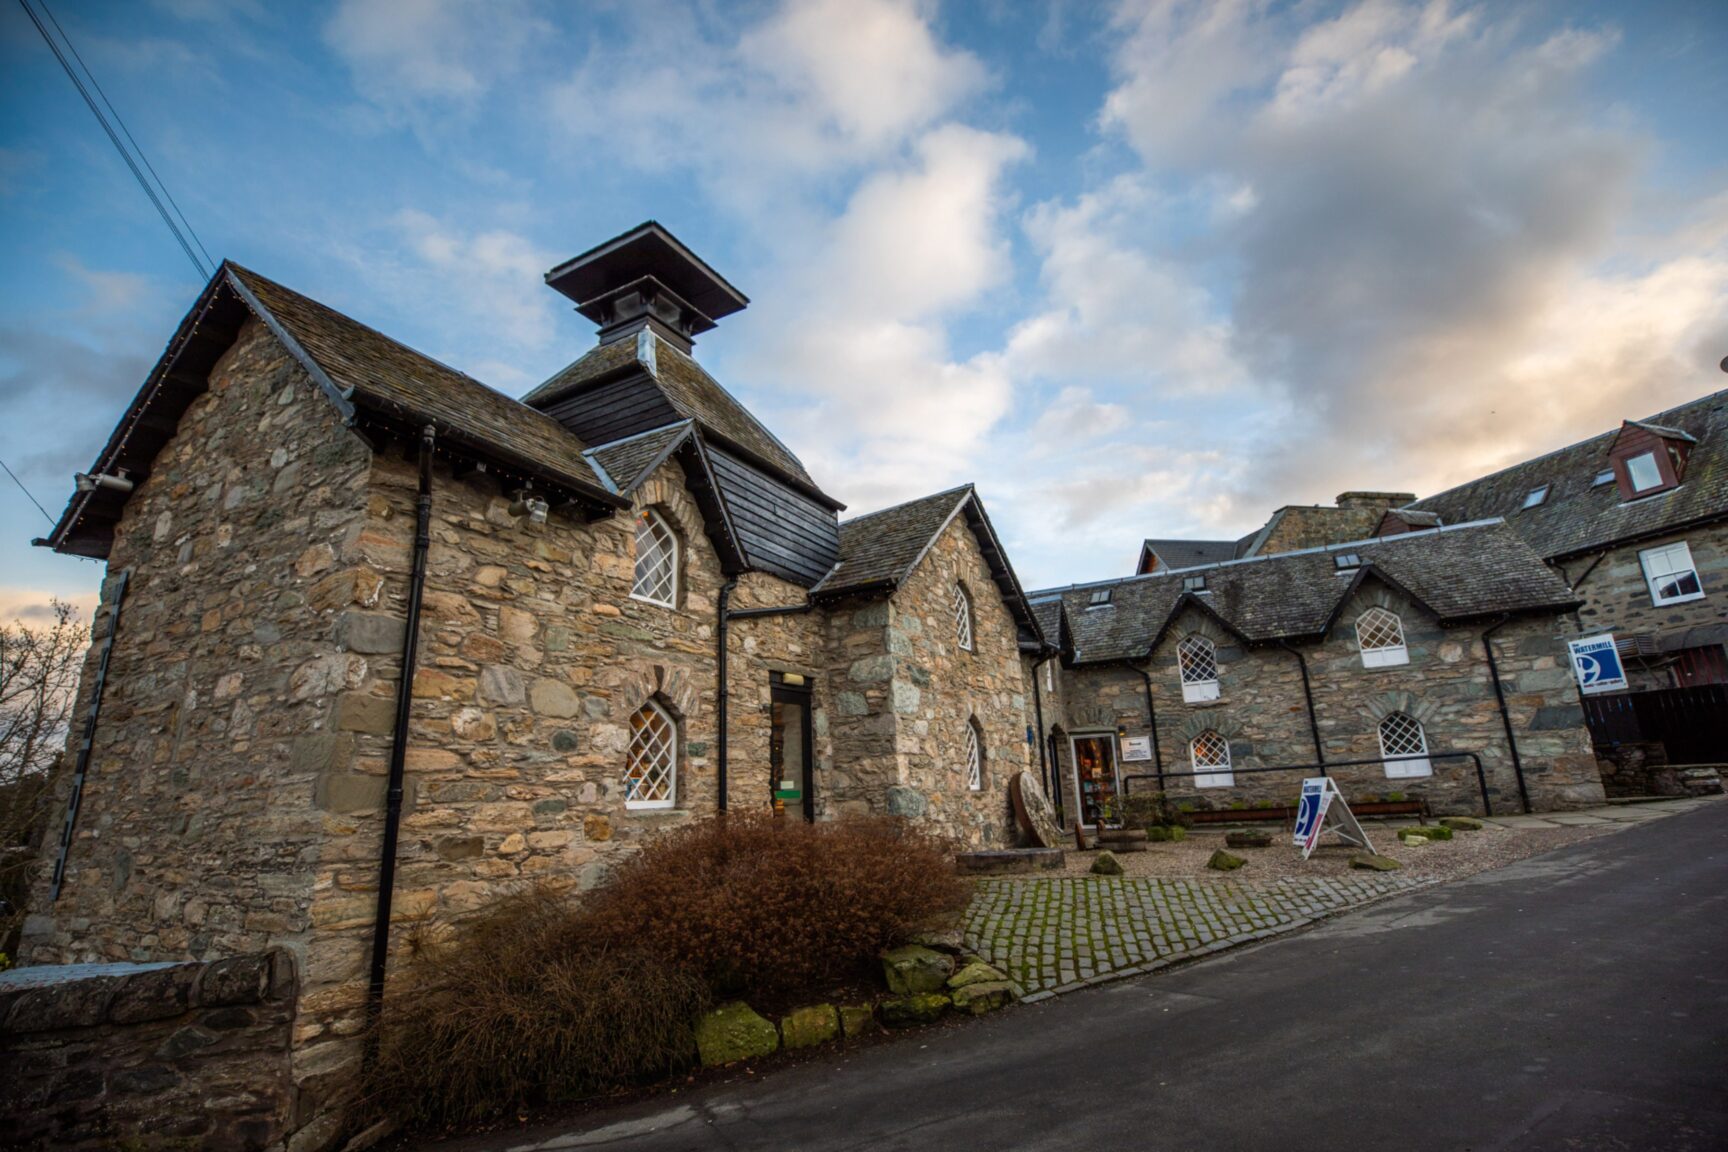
[0, 950, 296, 1150]
[1043, 579, 1604, 818]
[1554, 523, 1727, 691]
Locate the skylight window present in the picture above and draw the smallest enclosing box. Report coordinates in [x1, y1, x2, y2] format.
[1183, 575, 1207, 593]
[1333, 553, 1362, 573]
[1592, 469, 1614, 487]
[1087, 588, 1113, 608]
[1522, 485, 1549, 509]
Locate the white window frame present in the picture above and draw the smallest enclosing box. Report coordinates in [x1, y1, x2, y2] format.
[1378, 712, 1432, 779]
[1355, 607, 1409, 668]
[1639, 541, 1705, 606]
[630, 508, 679, 607]
[965, 721, 983, 791]
[1522, 485, 1549, 509]
[1177, 634, 1220, 703]
[1044, 660, 1054, 693]
[1190, 730, 1233, 788]
[953, 584, 974, 652]
[624, 699, 678, 809]
[1625, 451, 1663, 493]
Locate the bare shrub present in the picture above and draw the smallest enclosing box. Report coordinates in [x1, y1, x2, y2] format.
[367, 888, 709, 1128]
[579, 810, 972, 997]
[0, 601, 88, 958]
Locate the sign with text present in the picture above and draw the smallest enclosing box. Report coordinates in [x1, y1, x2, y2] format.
[1292, 777, 1375, 860]
[1119, 735, 1152, 762]
[1567, 634, 1628, 695]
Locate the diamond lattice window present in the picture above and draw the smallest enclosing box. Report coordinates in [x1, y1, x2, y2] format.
[632, 509, 678, 607]
[1355, 607, 1409, 668]
[1177, 634, 1220, 702]
[625, 701, 678, 808]
[1378, 711, 1432, 779]
[953, 584, 974, 651]
[1190, 729, 1233, 788]
[965, 721, 983, 791]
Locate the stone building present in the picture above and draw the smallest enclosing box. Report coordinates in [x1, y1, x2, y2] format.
[1136, 491, 1416, 574]
[22, 223, 1043, 1146]
[1400, 395, 1728, 691]
[1033, 521, 1606, 828]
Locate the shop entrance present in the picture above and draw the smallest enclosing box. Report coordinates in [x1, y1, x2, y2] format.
[1068, 733, 1121, 828]
[770, 672, 814, 822]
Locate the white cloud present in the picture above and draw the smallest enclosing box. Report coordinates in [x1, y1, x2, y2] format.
[324, 0, 543, 108]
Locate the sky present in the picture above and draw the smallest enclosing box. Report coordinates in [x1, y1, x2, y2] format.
[2, 0, 1726, 623]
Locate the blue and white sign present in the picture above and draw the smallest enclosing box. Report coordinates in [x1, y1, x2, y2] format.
[1567, 634, 1628, 695]
[1292, 778, 1331, 857]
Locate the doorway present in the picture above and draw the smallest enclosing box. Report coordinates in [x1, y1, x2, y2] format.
[1068, 733, 1121, 829]
[770, 672, 815, 822]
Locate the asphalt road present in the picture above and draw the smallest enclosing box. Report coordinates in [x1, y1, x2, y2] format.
[440, 802, 1728, 1152]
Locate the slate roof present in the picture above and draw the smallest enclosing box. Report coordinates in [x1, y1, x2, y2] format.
[1408, 389, 1728, 559]
[585, 422, 694, 493]
[813, 485, 1045, 642]
[1033, 520, 1578, 665]
[523, 333, 821, 493]
[42, 264, 626, 558]
[1140, 538, 1243, 570]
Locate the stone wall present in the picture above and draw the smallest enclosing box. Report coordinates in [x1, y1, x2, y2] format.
[0, 951, 295, 1150]
[881, 515, 1031, 849]
[1555, 524, 1728, 690]
[1043, 582, 1603, 817]
[24, 318, 368, 968]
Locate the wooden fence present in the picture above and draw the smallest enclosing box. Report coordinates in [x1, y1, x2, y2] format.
[1582, 685, 1728, 765]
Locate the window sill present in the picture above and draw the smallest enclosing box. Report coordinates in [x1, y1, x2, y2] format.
[1183, 696, 1229, 709]
[1650, 591, 1706, 607]
[629, 593, 677, 610]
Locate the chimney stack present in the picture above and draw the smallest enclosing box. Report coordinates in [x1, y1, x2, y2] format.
[1335, 490, 1416, 511]
[544, 222, 748, 354]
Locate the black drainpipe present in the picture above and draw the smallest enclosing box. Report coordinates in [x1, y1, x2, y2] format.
[366, 426, 434, 1031]
[715, 580, 736, 812]
[715, 590, 815, 813]
[1122, 661, 1164, 791]
[1277, 640, 1326, 766]
[1030, 650, 1051, 788]
[1481, 614, 1533, 814]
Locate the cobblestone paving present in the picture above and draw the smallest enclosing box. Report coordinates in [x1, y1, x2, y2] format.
[963, 874, 1420, 1001]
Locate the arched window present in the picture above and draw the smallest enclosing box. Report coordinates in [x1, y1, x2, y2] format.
[631, 509, 678, 607]
[1378, 711, 1432, 779]
[1177, 634, 1220, 703]
[625, 700, 678, 808]
[952, 583, 974, 651]
[965, 719, 984, 791]
[1356, 607, 1408, 668]
[1190, 729, 1233, 788]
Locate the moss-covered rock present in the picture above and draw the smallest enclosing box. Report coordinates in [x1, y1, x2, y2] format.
[1398, 831, 1430, 847]
[878, 993, 950, 1028]
[1207, 849, 1246, 871]
[1349, 852, 1401, 871]
[950, 980, 1016, 1016]
[1440, 816, 1484, 831]
[839, 1004, 876, 1039]
[948, 961, 1008, 989]
[695, 1002, 779, 1066]
[780, 1004, 839, 1050]
[1417, 823, 1453, 840]
[1090, 850, 1125, 876]
[881, 944, 954, 994]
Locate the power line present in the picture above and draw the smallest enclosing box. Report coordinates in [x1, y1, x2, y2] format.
[37, 0, 215, 273]
[15, 0, 212, 280]
[0, 454, 55, 526]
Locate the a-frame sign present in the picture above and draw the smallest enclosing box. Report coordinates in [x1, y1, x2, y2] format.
[1292, 777, 1376, 859]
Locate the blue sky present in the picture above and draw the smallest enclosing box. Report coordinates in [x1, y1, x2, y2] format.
[2, 0, 1726, 621]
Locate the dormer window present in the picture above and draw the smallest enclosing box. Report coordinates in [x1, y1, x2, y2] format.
[1522, 485, 1549, 509]
[1625, 451, 1662, 493]
[1608, 419, 1693, 500]
[1087, 588, 1113, 609]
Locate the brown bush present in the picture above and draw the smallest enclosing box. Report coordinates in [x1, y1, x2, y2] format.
[366, 889, 709, 1127]
[579, 810, 972, 997]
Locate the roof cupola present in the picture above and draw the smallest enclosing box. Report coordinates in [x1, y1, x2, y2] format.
[544, 221, 748, 354]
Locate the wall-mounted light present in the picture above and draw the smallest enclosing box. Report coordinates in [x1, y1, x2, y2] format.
[508, 492, 548, 525]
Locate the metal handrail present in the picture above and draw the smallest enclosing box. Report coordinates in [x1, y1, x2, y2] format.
[1121, 750, 1495, 817]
